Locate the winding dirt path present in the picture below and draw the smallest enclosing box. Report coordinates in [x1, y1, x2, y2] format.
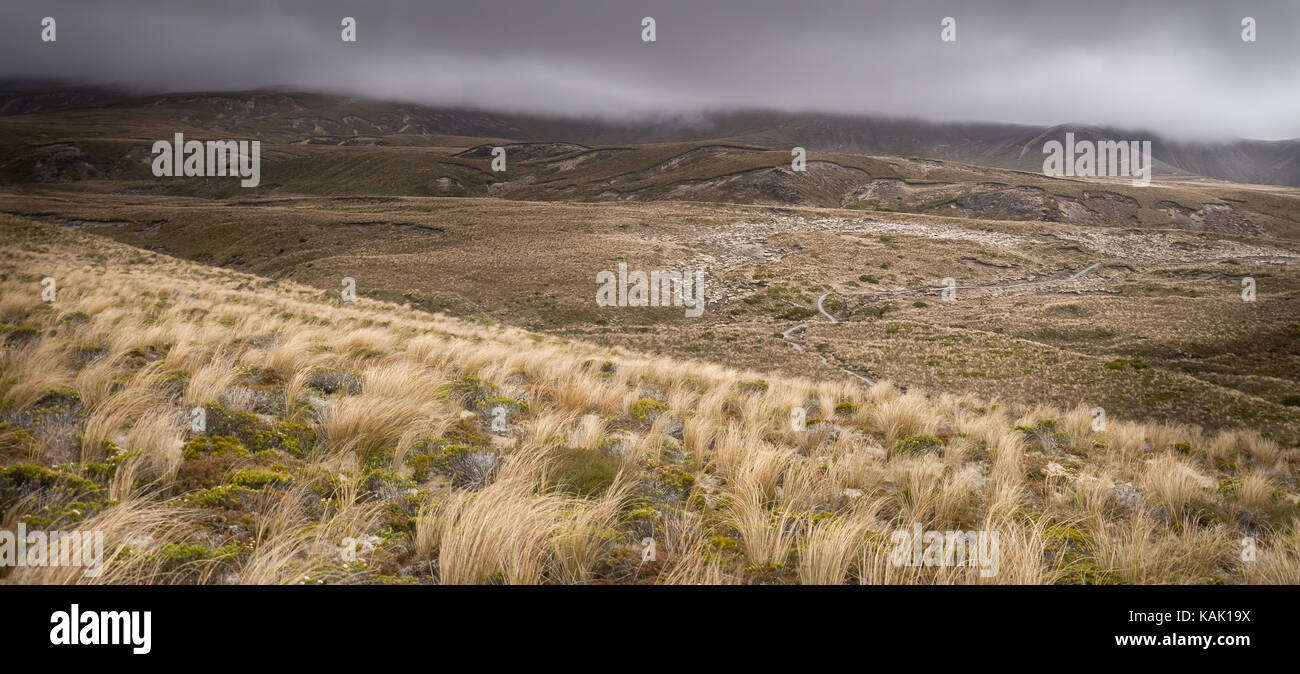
[786, 261, 1107, 382]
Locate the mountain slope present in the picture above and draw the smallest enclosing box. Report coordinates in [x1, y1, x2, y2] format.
[2, 87, 1297, 187]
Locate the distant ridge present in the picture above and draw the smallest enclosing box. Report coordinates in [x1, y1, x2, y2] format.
[1, 83, 1297, 187]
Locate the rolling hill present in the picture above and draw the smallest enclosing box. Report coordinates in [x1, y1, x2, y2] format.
[2, 85, 1298, 188]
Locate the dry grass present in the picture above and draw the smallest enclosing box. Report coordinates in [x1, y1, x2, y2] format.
[1, 215, 1297, 585]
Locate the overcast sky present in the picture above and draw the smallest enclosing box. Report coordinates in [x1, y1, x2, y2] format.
[2, 0, 1297, 139]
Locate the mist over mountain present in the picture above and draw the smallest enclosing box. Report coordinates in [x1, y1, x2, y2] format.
[3, 84, 1296, 187]
[3, 0, 1299, 139]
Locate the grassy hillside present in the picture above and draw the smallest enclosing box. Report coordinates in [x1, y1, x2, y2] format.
[2, 215, 1298, 584]
[6, 191, 1299, 442]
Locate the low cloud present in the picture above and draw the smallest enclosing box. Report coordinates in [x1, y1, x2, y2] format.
[2, 0, 1296, 139]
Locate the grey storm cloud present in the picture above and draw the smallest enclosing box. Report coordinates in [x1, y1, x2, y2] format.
[1, 0, 1297, 139]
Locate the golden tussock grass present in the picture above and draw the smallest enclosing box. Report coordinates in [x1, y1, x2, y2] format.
[1, 216, 1297, 586]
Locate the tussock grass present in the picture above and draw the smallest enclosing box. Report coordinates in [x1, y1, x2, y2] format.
[1, 216, 1297, 585]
